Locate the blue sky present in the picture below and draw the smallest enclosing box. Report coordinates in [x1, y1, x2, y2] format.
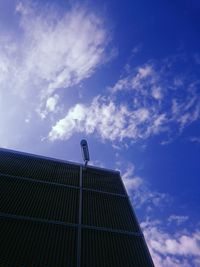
[1, 0, 200, 266]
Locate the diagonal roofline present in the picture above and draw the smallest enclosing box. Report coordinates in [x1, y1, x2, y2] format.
[0, 147, 120, 175]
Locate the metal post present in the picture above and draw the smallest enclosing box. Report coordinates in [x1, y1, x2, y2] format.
[77, 166, 83, 267]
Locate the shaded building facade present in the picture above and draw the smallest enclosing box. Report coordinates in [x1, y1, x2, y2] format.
[0, 148, 154, 267]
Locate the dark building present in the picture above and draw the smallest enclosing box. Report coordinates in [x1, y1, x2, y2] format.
[0, 148, 154, 267]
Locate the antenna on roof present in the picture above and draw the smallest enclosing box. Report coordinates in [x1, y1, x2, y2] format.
[80, 139, 90, 167]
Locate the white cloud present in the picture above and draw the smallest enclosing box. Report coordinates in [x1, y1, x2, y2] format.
[152, 86, 163, 100]
[142, 219, 200, 267]
[172, 97, 200, 131]
[46, 95, 59, 113]
[2, 2, 110, 80]
[38, 94, 60, 119]
[171, 99, 179, 115]
[146, 113, 167, 136]
[0, 1, 113, 147]
[168, 215, 189, 225]
[48, 95, 168, 142]
[119, 163, 171, 210]
[110, 77, 129, 93]
[1, 1, 200, 149]
[110, 64, 156, 93]
[121, 164, 143, 191]
[48, 56, 200, 144]
[49, 103, 87, 140]
[15, 1, 112, 99]
[138, 65, 153, 78]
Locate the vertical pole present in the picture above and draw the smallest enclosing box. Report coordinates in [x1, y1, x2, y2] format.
[77, 166, 83, 267]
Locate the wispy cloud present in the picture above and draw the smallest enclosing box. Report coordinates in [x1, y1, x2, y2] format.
[120, 162, 199, 266]
[168, 215, 189, 226]
[0, 1, 113, 147]
[109, 64, 156, 93]
[119, 163, 171, 211]
[48, 58, 200, 144]
[38, 94, 60, 119]
[48, 96, 159, 141]
[15, 1, 112, 100]
[142, 219, 200, 267]
[110, 59, 200, 135]
[121, 164, 143, 191]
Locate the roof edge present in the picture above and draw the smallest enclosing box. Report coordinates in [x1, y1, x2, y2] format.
[0, 147, 120, 175]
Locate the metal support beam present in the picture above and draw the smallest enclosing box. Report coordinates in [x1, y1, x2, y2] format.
[77, 166, 83, 267]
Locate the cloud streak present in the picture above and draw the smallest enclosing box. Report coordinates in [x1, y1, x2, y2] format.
[120, 163, 171, 211]
[48, 58, 200, 144]
[168, 215, 189, 226]
[0, 1, 113, 147]
[48, 95, 162, 141]
[142, 219, 200, 267]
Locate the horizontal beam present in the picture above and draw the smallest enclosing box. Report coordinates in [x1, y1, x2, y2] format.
[0, 212, 142, 237]
[0, 172, 127, 197]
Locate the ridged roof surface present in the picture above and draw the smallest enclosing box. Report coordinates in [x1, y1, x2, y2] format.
[0, 148, 154, 267]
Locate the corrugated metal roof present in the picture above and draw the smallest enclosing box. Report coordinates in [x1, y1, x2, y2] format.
[0, 174, 79, 223]
[0, 149, 80, 186]
[81, 228, 153, 267]
[0, 217, 77, 267]
[82, 190, 140, 232]
[82, 168, 125, 194]
[0, 148, 154, 267]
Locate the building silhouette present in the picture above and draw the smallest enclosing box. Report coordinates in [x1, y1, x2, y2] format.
[0, 148, 154, 267]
